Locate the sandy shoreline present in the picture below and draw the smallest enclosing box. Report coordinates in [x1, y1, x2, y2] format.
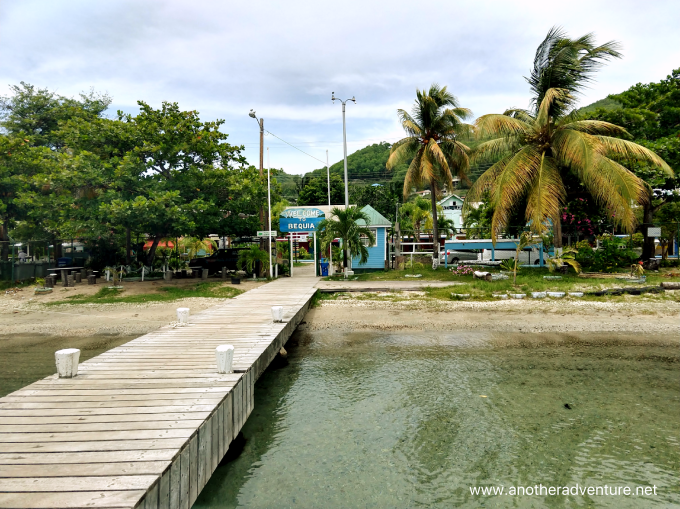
[306, 293, 680, 335]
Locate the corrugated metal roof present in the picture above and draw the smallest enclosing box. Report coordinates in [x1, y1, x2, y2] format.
[357, 205, 392, 227]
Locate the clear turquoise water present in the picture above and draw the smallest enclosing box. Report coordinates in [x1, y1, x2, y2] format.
[195, 331, 680, 508]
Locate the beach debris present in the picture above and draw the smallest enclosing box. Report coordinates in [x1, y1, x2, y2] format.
[450, 293, 471, 300]
[480, 395, 488, 398]
[473, 271, 492, 282]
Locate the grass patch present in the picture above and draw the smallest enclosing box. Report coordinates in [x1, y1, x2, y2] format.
[47, 281, 243, 306]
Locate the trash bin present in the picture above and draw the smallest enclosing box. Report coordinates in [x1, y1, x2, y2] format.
[320, 262, 329, 276]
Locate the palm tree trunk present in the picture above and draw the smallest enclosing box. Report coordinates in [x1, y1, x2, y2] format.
[553, 214, 563, 254]
[429, 183, 440, 269]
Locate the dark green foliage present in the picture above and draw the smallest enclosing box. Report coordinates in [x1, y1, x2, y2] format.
[574, 235, 638, 272]
[349, 182, 402, 223]
[297, 174, 344, 205]
[306, 142, 409, 185]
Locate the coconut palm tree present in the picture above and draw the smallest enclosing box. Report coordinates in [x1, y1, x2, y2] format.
[465, 28, 672, 248]
[317, 206, 375, 272]
[387, 84, 473, 268]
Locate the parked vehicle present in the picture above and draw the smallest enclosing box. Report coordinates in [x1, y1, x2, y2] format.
[482, 249, 543, 265]
[189, 248, 248, 274]
[440, 250, 479, 264]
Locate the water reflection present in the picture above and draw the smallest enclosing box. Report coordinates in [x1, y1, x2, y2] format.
[195, 331, 680, 508]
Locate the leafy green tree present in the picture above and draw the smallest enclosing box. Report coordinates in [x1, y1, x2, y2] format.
[297, 174, 344, 205]
[349, 182, 402, 223]
[583, 68, 680, 258]
[0, 82, 111, 149]
[387, 84, 473, 268]
[465, 29, 672, 250]
[317, 206, 375, 269]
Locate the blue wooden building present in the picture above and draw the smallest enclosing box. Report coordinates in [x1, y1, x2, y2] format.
[352, 205, 392, 272]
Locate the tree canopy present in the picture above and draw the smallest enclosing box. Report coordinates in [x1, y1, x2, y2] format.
[0, 84, 272, 266]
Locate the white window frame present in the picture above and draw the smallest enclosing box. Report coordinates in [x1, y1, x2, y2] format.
[361, 227, 378, 247]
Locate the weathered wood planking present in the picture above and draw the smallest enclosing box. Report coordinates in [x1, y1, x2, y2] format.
[0, 276, 318, 508]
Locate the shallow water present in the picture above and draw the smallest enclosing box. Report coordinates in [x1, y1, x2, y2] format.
[195, 331, 679, 508]
[0, 334, 136, 396]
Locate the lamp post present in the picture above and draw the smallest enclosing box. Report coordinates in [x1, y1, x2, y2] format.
[267, 147, 273, 278]
[331, 92, 355, 208]
[249, 110, 267, 275]
[248, 110, 265, 223]
[326, 149, 333, 275]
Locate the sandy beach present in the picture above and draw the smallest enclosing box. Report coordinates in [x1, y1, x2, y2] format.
[306, 291, 680, 336]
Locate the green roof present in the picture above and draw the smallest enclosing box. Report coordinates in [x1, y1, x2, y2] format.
[357, 205, 392, 227]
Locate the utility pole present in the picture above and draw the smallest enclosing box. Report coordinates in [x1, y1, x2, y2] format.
[331, 92, 355, 208]
[326, 149, 333, 274]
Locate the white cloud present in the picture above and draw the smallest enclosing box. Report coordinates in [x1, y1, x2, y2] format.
[1, 0, 678, 173]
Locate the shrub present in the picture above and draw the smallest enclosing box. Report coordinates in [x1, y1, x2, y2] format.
[576, 235, 638, 272]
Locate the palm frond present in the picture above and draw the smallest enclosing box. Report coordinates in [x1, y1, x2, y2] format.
[525, 153, 565, 235]
[463, 154, 512, 216]
[470, 136, 518, 165]
[559, 120, 630, 137]
[402, 149, 424, 197]
[475, 114, 529, 139]
[552, 128, 596, 173]
[489, 146, 541, 240]
[503, 109, 535, 123]
[595, 136, 673, 174]
[387, 137, 418, 170]
[536, 88, 570, 126]
[579, 154, 647, 231]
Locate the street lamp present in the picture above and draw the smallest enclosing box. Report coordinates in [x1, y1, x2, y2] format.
[249, 109, 265, 223]
[331, 92, 355, 208]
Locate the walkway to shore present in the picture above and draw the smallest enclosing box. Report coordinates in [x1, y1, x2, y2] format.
[0, 273, 318, 509]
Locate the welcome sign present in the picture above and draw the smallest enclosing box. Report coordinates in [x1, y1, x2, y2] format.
[279, 207, 325, 232]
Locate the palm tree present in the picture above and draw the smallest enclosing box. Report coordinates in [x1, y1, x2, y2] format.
[238, 245, 268, 276]
[399, 198, 431, 240]
[317, 206, 375, 272]
[387, 84, 473, 268]
[465, 28, 672, 248]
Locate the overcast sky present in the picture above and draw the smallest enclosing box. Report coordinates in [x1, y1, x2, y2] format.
[1, 0, 678, 174]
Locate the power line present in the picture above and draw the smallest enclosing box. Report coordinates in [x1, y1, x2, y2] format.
[263, 130, 327, 165]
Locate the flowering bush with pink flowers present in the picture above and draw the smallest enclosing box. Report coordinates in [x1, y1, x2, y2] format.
[449, 265, 474, 276]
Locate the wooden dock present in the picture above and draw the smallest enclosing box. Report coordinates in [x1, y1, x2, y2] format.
[0, 276, 318, 508]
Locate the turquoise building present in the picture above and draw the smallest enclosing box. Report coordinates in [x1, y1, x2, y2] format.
[351, 205, 392, 272]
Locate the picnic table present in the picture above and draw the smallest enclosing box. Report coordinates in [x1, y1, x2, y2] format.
[47, 266, 84, 283]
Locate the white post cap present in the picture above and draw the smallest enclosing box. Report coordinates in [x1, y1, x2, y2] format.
[55, 348, 81, 378]
[216, 345, 234, 374]
[176, 307, 190, 323]
[271, 305, 284, 322]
